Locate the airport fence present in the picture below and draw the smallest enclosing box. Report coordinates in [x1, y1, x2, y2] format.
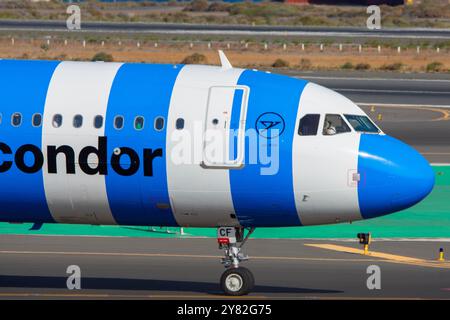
[3, 35, 450, 56]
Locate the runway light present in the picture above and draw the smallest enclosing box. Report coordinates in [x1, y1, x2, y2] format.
[370, 106, 376, 112]
[377, 114, 383, 121]
[438, 248, 445, 261]
[357, 233, 371, 255]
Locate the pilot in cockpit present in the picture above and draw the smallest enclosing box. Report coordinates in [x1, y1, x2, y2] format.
[323, 120, 337, 136]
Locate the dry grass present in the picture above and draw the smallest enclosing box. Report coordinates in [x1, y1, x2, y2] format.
[0, 0, 449, 28]
[1, 38, 449, 73]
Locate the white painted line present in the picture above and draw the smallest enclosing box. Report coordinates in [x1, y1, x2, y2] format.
[258, 238, 450, 242]
[297, 76, 450, 83]
[112, 30, 450, 40]
[432, 163, 450, 166]
[337, 88, 448, 95]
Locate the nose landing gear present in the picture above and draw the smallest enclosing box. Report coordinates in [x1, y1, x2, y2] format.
[221, 266, 254, 296]
[217, 227, 255, 296]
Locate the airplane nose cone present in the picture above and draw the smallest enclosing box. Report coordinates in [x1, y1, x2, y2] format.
[358, 134, 435, 219]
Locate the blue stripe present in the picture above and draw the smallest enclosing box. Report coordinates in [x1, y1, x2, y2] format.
[0, 60, 60, 223]
[229, 88, 243, 162]
[229, 70, 308, 227]
[105, 63, 182, 226]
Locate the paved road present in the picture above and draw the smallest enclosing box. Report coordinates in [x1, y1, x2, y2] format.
[0, 235, 449, 299]
[1, 20, 450, 40]
[311, 77, 449, 107]
[283, 70, 450, 107]
[360, 105, 450, 163]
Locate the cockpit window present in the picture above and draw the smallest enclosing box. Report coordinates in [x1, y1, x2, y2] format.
[344, 114, 380, 133]
[323, 114, 351, 136]
[298, 114, 320, 136]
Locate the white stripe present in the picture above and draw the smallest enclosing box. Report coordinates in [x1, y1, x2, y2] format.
[292, 83, 363, 226]
[166, 65, 245, 227]
[42, 61, 123, 225]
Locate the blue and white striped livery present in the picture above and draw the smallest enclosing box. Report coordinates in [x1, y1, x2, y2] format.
[0, 56, 435, 295]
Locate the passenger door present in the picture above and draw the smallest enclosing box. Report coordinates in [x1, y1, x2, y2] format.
[202, 85, 249, 168]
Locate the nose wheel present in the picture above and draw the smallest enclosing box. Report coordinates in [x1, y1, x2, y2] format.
[217, 227, 255, 296]
[220, 267, 255, 296]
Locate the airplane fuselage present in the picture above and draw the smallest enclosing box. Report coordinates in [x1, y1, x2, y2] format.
[0, 60, 434, 228]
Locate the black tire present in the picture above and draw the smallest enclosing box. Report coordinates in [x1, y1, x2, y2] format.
[220, 267, 255, 296]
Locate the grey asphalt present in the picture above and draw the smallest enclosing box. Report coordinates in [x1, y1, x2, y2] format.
[360, 105, 450, 163]
[312, 77, 449, 107]
[1, 20, 450, 40]
[0, 235, 449, 299]
[283, 70, 450, 107]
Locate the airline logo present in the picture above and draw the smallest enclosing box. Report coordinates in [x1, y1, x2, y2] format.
[255, 112, 285, 139]
[0, 137, 162, 176]
[0, 60, 310, 227]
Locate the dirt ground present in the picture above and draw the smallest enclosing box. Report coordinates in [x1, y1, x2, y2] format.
[1, 0, 450, 29]
[1, 38, 449, 73]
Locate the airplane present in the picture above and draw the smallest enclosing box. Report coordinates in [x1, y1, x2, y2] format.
[0, 52, 435, 296]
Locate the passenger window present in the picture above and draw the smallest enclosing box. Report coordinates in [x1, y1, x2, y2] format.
[52, 114, 63, 128]
[176, 118, 184, 130]
[11, 112, 22, 127]
[32, 113, 42, 127]
[323, 114, 351, 136]
[154, 116, 165, 131]
[298, 114, 320, 136]
[134, 116, 144, 130]
[0, 113, 2, 125]
[114, 115, 124, 130]
[94, 115, 103, 129]
[73, 115, 83, 128]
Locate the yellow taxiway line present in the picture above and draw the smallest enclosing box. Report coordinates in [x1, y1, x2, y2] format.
[0, 250, 380, 263]
[1, 245, 448, 269]
[358, 103, 450, 122]
[428, 108, 450, 122]
[305, 243, 450, 269]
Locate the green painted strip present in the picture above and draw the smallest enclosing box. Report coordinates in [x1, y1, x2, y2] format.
[0, 167, 449, 239]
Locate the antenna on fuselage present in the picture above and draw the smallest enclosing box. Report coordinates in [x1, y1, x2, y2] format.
[218, 50, 232, 70]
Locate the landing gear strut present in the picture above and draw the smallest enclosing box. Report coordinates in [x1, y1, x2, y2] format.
[217, 227, 255, 296]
